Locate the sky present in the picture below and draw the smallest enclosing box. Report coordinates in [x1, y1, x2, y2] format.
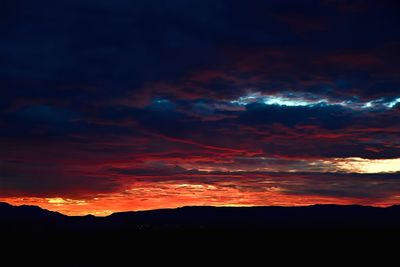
[1, 0, 400, 215]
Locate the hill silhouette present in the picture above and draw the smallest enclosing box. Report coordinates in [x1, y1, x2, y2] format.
[2, 202, 399, 265]
[1, 202, 400, 233]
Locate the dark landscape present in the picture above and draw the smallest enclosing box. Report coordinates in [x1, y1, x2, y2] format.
[2, 202, 398, 266]
[2, 202, 400, 234]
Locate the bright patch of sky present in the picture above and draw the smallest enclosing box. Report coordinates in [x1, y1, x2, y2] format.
[230, 92, 400, 110]
[333, 157, 400, 173]
[386, 97, 400, 108]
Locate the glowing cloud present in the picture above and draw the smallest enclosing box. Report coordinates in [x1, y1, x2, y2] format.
[47, 198, 87, 205]
[334, 158, 400, 173]
[230, 92, 400, 110]
[386, 98, 400, 108]
[230, 92, 328, 107]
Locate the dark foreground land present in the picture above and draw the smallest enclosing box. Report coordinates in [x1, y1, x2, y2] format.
[1, 202, 399, 265]
[1, 202, 400, 233]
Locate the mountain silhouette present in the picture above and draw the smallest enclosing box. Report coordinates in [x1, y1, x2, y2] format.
[2, 202, 399, 265]
[1, 202, 400, 233]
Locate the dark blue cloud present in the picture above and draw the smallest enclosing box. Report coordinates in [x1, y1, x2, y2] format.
[1, 0, 399, 203]
[1, 0, 398, 95]
[238, 103, 353, 129]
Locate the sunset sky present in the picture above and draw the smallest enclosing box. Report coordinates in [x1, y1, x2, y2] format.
[1, 0, 400, 215]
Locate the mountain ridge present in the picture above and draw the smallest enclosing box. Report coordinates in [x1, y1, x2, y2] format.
[2, 201, 400, 218]
[3, 202, 397, 264]
[1, 202, 400, 232]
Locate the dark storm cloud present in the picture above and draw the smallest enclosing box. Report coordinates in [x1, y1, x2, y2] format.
[1, 0, 399, 105]
[0, 0, 399, 204]
[0, 160, 121, 198]
[280, 172, 400, 199]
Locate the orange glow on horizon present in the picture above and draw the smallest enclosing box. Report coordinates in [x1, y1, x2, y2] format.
[1, 181, 398, 216]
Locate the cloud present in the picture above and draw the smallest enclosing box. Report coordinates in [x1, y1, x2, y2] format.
[0, 0, 399, 214]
